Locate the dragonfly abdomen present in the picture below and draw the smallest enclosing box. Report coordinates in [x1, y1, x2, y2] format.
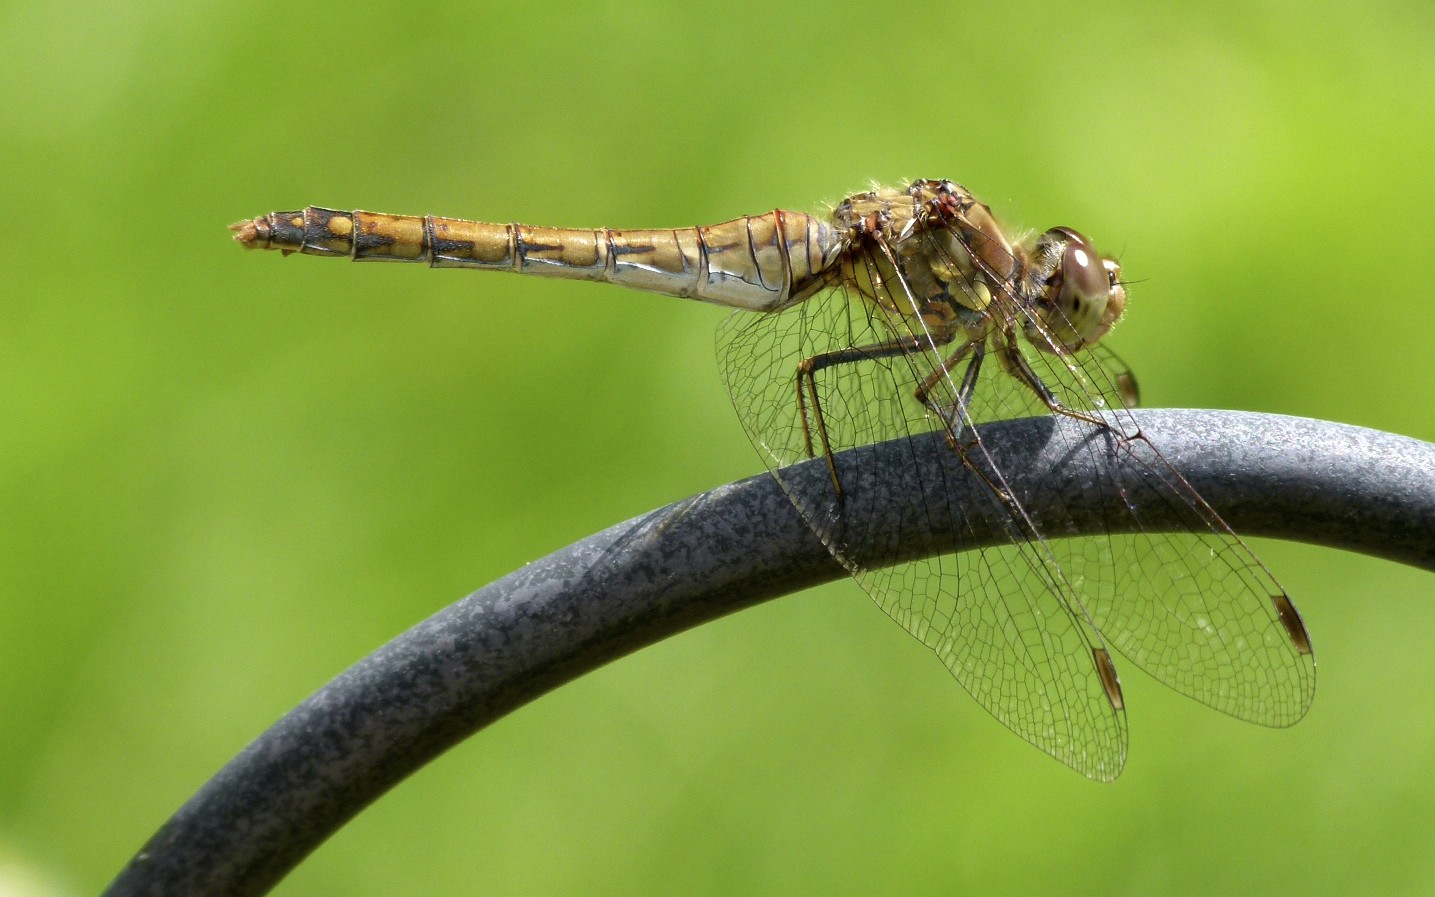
[231, 206, 842, 312]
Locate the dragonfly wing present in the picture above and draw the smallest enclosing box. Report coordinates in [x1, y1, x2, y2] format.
[716, 275, 1129, 780]
[962, 255, 1317, 728]
[874, 538, 1130, 781]
[718, 208, 1315, 776]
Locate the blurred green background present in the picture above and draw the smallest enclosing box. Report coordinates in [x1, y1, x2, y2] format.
[3, 0, 1435, 894]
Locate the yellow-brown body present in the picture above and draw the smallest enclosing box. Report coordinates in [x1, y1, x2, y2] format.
[231, 205, 846, 313]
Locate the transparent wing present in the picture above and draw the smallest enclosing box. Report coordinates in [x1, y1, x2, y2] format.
[970, 233, 1317, 729]
[1015, 334, 1317, 727]
[715, 215, 1314, 779]
[717, 259, 1129, 780]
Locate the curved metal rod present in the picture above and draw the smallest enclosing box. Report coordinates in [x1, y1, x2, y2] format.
[101, 410, 1435, 897]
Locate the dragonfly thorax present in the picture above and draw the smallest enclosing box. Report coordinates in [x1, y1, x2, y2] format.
[830, 183, 1126, 356]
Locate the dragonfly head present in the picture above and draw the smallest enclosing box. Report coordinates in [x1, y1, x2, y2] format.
[1023, 227, 1126, 354]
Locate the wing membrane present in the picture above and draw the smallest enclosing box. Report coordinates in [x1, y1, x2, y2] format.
[716, 209, 1314, 779]
[717, 257, 1129, 780]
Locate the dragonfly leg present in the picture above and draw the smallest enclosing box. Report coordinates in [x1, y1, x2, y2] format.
[912, 341, 1029, 508]
[795, 337, 929, 497]
[913, 340, 982, 444]
[997, 335, 1111, 430]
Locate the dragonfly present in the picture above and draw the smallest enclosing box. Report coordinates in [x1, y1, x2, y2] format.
[231, 179, 1315, 780]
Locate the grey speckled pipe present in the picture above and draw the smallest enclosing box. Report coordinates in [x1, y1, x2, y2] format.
[100, 410, 1435, 897]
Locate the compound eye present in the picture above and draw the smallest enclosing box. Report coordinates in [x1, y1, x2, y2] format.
[1060, 233, 1106, 307]
[1055, 232, 1109, 337]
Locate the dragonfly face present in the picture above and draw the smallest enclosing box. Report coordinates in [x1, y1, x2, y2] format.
[1020, 226, 1127, 354]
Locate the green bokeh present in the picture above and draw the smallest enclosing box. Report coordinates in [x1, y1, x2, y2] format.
[3, 1, 1434, 894]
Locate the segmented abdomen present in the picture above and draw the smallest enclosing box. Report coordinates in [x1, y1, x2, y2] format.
[231, 207, 843, 312]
